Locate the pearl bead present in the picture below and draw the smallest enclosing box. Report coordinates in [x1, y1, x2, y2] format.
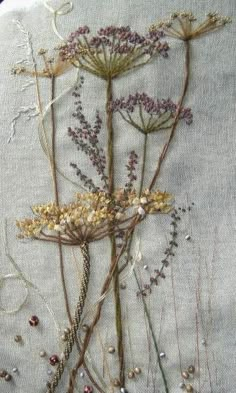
[108, 346, 115, 354]
[188, 365, 195, 374]
[134, 367, 141, 374]
[12, 368, 18, 373]
[5, 374, 12, 381]
[49, 355, 59, 366]
[179, 382, 185, 389]
[186, 384, 193, 392]
[39, 350, 46, 358]
[113, 378, 120, 387]
[160, 352, 166, 358]
[128, 370, 135, 379]
[29, 315, 39, 326]
[80, 371, 84, 378]
[185, 235, 191, 240]
[0, 369, 7, 378]
[61, 334, 67, 341]
[143, 265, 148, 270]
[14, 335, 22, 343]
[181, 371, 189, 379]
[64, 328, 70, 335]
[84, 386, 93, 393]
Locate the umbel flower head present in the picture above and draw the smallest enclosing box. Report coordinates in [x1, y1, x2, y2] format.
[111, 93, 193, 134]
[150, 12, 232, 41]
[16, 190, 172, 245]
[59, 25, 169, 79]
[11, 48, 71, 78]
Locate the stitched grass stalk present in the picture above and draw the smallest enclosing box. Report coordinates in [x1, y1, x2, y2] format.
[50, 75, 72, 325]
[149, 39, 190, 190]
[106, 75, 125, 385]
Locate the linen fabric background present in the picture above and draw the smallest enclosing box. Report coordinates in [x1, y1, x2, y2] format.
[0, 0, 235, 392]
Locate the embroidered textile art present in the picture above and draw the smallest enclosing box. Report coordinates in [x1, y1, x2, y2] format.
[0, 1, 235, 392]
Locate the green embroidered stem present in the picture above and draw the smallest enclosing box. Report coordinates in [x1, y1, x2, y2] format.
[51, 75, 72, 325]
[139, 133, 148, 194]
[106, 75, 125, 385]
[46, 242, 90, 393]
[149, 39, 190, 190]
[134, 270, 169, 393]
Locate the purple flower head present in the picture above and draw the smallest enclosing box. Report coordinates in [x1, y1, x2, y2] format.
[111, 93, 193, 134]
[59, 25, 169, 79]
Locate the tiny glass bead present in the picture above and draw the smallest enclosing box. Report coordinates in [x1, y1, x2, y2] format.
[134, 367, 141, 374]
[128, 371, 135, 379]
[181, 371, 189, 379]
[160, 352, 166, 358]
[64, 328, 70, 334]
[5, 374, 12, 382]
[108, 346, 115, 354]
[179, 382, 185, 389]
[12, 368, 18, 373]
[29, 315, 39, 327]
[80, 371, 84, 378]
[49, 355, 59, 366]
[186, 384, 193, 392]
[185, 235, 191, 240]
[47, 370, 52, 375]
[120, 388, 128, 393]
[188, 365, 195, 374]
[0, 369, 7, 378]
[120, 283, 126, 289]
[82, 324, 89, 332]
[39, 350, 46, 358]
[14, 335, 22, 343]
[84, 386, 93, 393]
[113, 378, 120, 387]
[143, 265, 148, 270]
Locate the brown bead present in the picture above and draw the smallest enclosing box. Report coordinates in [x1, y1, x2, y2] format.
[113, 378, 120, 387]
[14, 335, 22, 343]
[5, 374, 12, 382]
[186, 384, 193, 392]
[61, 334, 67, 342]
[181, 371, 189, 379]
[29, 315, 39, 326]
[128, 370, 135, 379]
[0, 369, 7, 378]
[134, 367, 141, 374]
[188, 365, 195, 374]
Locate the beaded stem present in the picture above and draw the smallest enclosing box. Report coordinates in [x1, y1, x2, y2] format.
[46, 242, 90, 393]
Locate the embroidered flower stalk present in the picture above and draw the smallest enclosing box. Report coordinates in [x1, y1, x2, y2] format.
[60, 25, 169, 384]
[111, 93, 192, 191]
[16, 190, 171, 391]
[148, 11, 231, 190]
[150, 11, 232, 41]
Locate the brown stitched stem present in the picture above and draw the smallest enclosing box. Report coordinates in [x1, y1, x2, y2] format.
[46, 243, 90, 393]
[139, 133, 148, 194]
[71, 217, 139, 378]
[149, 39, 190, 191]
[106, 75, 125, 385]
[51, 76, 72, 325]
